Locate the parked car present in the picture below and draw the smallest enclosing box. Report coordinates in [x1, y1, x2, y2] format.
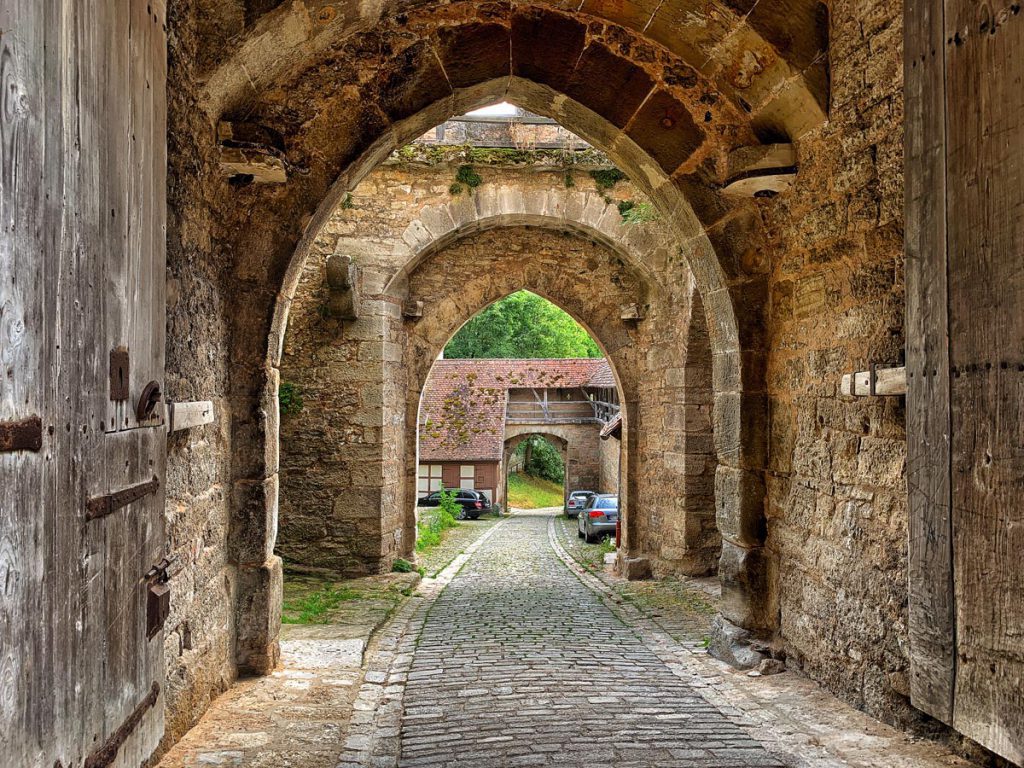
[565, 490, 596, 518]
[577, 494, 619, 543]
[418, 488, 490, 520]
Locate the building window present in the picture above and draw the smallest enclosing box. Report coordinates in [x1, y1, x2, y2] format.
[418, 464, 443, 493]
[460, 464, 475, 490]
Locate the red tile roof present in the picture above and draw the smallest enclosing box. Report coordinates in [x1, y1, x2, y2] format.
[419, 358, 612, 461]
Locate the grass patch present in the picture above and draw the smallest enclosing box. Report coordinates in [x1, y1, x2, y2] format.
[507, 472, 564, 509]
[599, 535, 617, 554]
[416, 493, 460, 552]
[281, 584, 359, 624]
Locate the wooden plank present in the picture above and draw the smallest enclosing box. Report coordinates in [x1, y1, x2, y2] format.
[168, 400, 215, 433]
[904, 0, 956, 724]
[840, 366, 907, 396]
[0, 1, 167, 764]
[944, 0, 1024, 760]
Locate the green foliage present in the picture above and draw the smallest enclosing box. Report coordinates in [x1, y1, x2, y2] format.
[507, 472, 565, 509]
[455, 164, 483, 188]
[618, 200, 658, 224]
[279, 382, 303, 416]
[341, 193, 354, 210]
[416, 491, 460, 552]
[437, 487, 463, 520]
[281, 584, 358, 624]
[445, 290, 601, 359]
[515, 435, 564, 483]
[590, 167, 626, 191]
[564, 170, 575, 188]
[392, 558, 414, 573]
[448, 182, 463, 196]
[599, 535, 617, 554]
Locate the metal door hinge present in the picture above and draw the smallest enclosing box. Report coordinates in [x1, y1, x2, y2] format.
[0, 415, 43, 453]
[86, 476, 160, 521]
[83, 681, 160, 768]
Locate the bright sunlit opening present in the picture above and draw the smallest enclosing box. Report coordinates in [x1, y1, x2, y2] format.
[465, 101, 519, 117]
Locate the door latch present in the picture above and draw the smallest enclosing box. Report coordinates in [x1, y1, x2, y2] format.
[144, 557, 173, 640]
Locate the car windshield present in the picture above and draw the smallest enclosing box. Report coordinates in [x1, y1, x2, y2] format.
[596, 498, 618, 509]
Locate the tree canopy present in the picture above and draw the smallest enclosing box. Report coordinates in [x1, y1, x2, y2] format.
[444, 291, 601, 359]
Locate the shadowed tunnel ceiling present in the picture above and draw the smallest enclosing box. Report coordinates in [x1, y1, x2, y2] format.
[198, 1, 828, 190]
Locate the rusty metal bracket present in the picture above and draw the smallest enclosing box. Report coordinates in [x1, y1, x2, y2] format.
[136, 380, 162, 421]
[109, 347, 130, 401]
[83, 681, 160, 768]
[0, 415, 43, 453]
[86, 477, 160, 521]
[145, 558, 173, 639]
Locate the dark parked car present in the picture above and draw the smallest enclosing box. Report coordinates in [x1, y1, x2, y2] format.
[565, 490, 596, 518]
[418, 488, 490, 520]
[577, 494, 619, 543]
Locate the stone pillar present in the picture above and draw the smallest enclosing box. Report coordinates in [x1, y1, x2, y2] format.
[230, 365, 283, 672]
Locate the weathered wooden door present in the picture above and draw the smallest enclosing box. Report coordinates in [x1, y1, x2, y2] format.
[905, 0, 1024, 762]
[0, 2, 168, 767]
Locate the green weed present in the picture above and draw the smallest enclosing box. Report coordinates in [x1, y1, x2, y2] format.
[281, 584, 358, 624]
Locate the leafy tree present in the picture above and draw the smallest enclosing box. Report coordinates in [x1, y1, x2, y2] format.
[445, 291, 601, 359]
[515, 436, 565, 483]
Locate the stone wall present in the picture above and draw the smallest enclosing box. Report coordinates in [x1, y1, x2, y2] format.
[599, 437, 621, 494]
[757, 0, 913, 726]
[278, 159, 722, 580]
[161, 0, 239, 747]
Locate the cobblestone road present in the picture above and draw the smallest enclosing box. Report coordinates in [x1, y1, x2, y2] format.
[399, 510, 785, 768]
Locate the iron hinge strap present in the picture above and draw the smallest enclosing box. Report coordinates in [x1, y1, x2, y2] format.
[83, 682, 160, 768]
[86, 477, 160, 521]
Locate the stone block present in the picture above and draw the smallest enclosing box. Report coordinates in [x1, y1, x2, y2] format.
[713, 392, 768, 471]
[235, 556, 283, 675]
[715, 465, 767, 547]
[616, 554, 653, 581]
[707, 614, 767, 670]
[230, 474, 279, 566]
[718, 541, 776, 631]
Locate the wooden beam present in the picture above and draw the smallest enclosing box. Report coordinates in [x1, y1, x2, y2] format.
[166, 401, 215, 434]
[218, 146, 287, 184]
[840, 366, 907, 396]
[722, 143, 797, 198]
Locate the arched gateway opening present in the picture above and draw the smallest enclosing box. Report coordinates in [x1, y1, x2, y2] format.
[265, 110, 762, 691]
[172, 6, 796, 735]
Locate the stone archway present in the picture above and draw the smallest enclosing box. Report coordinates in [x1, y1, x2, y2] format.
[502, 432, 570, 512]
[503, 426, 603, 510]
[189, 12, 789, 678]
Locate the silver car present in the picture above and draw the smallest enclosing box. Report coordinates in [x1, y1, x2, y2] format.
[565, 490, 595, 519]
[577, 494, 619, 543]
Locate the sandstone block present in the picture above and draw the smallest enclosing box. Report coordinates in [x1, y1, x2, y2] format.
[718, 540, 776, 631]
[715, 465, 767, 547]
[235, 556, 283, 674]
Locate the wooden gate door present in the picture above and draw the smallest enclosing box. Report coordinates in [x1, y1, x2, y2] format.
[905, 0, 1024, 762]
[0, 2, 168, 767]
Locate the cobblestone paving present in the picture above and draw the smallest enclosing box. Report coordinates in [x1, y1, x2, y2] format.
[417, 511, 503, 577]
[553, 514, 719, 648]
[399, 510, 786, 768]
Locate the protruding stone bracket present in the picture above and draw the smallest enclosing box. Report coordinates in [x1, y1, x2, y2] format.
[217, 121, 288, 184]
[619, 302, 645, 322]
[841, 365, 907, 396]
[402, 299, 424, 320]
[722, 143, 797, 199]
[326, 255, 360, 320]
